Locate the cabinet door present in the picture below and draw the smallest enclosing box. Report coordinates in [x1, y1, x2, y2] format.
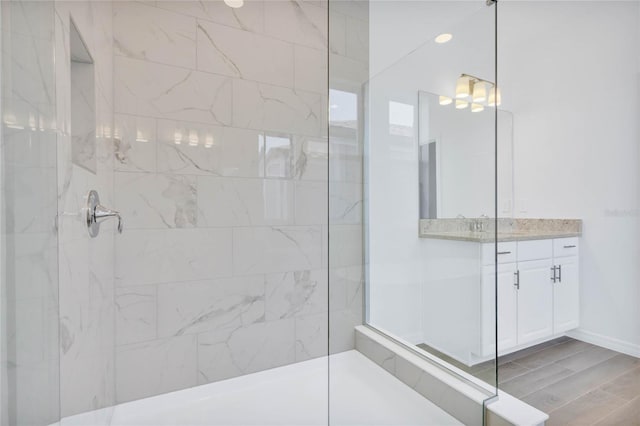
[517, 259, 554, 345]
[481, 263, 518, 355]
[554, 256, 579, 332]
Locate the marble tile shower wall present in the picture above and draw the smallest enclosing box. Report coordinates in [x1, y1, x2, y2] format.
[54, 0, 116, 418]
[112, 0, 367, 403]
[1, 2, 59, 424]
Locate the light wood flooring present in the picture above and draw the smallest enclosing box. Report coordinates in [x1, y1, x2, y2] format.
[417, 337, 640, 425]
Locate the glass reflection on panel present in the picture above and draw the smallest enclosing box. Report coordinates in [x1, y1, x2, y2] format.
[388, 101, 414, 137]
[259, 133, 292, 178]
[329, 88, 357, 129]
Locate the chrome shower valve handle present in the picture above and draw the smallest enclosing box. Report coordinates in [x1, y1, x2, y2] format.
[86, 190, 123, 237]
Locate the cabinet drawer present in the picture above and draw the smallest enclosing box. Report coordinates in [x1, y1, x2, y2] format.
[482, 242, 516, 265]
[553, 237, 579, 258]
[517, 239, 553, 262]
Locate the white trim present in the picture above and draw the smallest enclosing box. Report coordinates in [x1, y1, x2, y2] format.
[567, 329, 640, 358]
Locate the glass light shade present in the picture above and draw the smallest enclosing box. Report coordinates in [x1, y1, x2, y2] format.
[224, 0, 244, 9]
[224, 0, 244, 7]
[472, 81, 487, 103]
[488, 86, 502, 106]
[439, 95, 453, 106]
[455, 100, 469, 109]
[135, 130, 148, 143]
[471, 103, 484, 113]
[455, 75, 471, 99]
[188, 130, 199, 146]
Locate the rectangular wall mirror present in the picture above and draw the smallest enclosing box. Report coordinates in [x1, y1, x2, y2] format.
[418, 91, 514, 219]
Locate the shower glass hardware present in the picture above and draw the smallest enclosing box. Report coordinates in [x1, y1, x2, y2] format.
[86, 190, 123, 237]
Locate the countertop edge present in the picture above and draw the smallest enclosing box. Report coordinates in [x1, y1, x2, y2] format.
[418, 232, 582, 243]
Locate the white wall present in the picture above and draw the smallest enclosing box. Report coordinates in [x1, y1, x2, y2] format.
[367, 3, 496, 343]
[368, 0, 640, 355]
[500, 1, 640, 353]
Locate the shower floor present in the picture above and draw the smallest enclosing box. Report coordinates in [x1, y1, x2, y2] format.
[57, 350, 461, 426]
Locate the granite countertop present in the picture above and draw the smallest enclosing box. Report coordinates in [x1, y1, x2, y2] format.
[419, 219, 582, 243]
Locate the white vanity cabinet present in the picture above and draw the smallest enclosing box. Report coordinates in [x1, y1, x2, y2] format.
[477, 237, 579, 360]
[552, 238, 580, 333]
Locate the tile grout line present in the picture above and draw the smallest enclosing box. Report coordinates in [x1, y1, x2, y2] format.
[499, 345, 592, 386]
[525, 354, 638, 413]
[510, 342, 615, 375]
[506, 347, 619, 400]
[591, 395, 640, 426]
[594, 364, 640, 398]
[548, 388, 628, 426]
[497, 338, 573, 366]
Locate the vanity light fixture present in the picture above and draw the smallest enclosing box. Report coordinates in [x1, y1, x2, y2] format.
[224, 0, 244, 8]
[434, 33, 453, 44]
[3, 113, 24, 130]
[440, 75, 501, 113]
[188, 130, 199, 147]
[455, 75, 471, 98]
[455, 99, 469, 109]
[135, 129, 148, 143]
[472, 81, 487, 103]
[451, 73, 501, 112]
[488, 86, 502, 106]
[205, 134, 214, 148]
[174, 130, 183, 145]
[439, 95, 452, 106]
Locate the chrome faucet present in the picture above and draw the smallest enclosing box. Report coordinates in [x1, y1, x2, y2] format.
[471, 215, 489, 233]
[86, 190, 123, 237]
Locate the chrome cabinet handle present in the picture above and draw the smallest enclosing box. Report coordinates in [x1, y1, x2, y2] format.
[86, 190, 123, 238]
[514, 270, 520, 290]
[551, 266, 557, 283]
[563, 245, 576, 249]
[558, 264, 562, 283]
[497, 251, 512, 255]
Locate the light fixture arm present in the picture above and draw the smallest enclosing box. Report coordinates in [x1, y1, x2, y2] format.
[460, 73, 495, 87]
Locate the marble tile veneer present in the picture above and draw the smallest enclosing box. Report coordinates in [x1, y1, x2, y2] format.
[108, 0, 367, 409]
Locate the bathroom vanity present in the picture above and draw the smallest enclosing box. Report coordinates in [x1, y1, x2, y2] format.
[418, 218, 582, 366]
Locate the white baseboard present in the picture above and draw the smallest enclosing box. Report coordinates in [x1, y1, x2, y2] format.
[567, 329, 640, 358]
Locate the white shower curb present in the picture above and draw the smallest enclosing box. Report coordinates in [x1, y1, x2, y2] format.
[355, 325, 548, 426]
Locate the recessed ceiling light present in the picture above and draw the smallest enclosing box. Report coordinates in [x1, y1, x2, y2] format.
[435, 33, 453, 44]
[224, 0, 244, 8]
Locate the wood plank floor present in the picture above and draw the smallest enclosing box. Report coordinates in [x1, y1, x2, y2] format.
[417, 338, 640, 425]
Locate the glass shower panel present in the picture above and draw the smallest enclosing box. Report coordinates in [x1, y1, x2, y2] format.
[0, 1, 60, 425]
[364, 0, 499, 403]
[327, 1, 368, 424]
